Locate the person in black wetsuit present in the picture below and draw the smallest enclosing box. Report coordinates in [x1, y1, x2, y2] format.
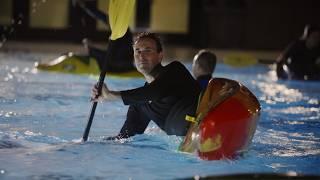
[91, 32, 201, 139]
[276, 24, 320, 80]
[73, 0, 135, 72]
[192, 49, 217, 90]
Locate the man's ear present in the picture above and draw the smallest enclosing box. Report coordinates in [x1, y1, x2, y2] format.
[158, 52, 164, 62]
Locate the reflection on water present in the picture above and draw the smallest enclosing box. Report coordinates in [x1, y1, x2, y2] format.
[257, 82, 303, 104]
[0, 52, 319, 179]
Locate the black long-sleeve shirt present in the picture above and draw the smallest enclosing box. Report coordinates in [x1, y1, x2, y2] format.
[117, 61, 201, 138]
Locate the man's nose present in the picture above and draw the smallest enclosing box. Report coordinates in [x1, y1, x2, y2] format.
[137, 52, 146, 59]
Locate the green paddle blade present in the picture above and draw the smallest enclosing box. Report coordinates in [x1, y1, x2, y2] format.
[109, 0, 135, 40]
[223, 53, 258, 67]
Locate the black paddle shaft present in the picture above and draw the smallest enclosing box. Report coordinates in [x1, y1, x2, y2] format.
[82, 41, 115, 142]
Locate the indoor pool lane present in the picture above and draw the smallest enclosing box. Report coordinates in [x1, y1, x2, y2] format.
[0, 52, 319, 179]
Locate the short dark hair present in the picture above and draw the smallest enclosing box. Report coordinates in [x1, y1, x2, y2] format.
[134, 32, 163, 52]
[195, 49, 217, 74]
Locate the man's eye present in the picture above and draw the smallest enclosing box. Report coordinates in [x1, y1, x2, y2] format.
[134, 50, 140, 54]
[144, 49, 152, 53]
[134, 49, 154, 54]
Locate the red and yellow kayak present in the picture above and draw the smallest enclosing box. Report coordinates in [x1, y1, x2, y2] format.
[179, 78, 260, 160]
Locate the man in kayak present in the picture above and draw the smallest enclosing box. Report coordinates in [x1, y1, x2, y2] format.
[276, 24, 320, 80]
[91, 32, 201, 139]
[192, 49, 217, 90]
[73, 0, 135, 72]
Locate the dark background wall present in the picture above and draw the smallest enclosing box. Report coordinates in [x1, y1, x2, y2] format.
[1, 0, 320, 50]
[189, 0, 320, 49]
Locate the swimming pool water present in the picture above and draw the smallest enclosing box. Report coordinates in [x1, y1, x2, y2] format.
[0, 52, 319, 179]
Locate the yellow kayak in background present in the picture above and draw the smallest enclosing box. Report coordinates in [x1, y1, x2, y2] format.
[35, 52, 142, 78]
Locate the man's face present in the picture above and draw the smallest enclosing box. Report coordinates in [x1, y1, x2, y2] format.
[133, 38, 163, 74]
